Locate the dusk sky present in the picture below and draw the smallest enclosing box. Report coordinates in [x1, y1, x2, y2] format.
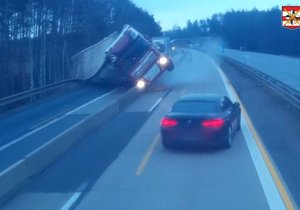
[131, 0, 300, 30]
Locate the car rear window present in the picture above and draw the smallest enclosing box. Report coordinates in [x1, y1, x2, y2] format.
[172, 101, 219, 113]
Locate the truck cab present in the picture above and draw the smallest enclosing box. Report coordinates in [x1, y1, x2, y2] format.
[105, 25, 174, 85]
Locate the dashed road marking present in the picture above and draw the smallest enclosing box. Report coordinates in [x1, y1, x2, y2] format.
[148, 98, 162, 112]
[60, 182, 88, 210]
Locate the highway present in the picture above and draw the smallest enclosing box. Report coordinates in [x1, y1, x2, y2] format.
[220, 58, 300, 209]
[0, 85, 122, 172]
[1, 49, 298, 210]
[0, 84, 112, 148]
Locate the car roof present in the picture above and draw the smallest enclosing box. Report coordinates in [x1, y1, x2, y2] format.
[178, 94, 223, 103]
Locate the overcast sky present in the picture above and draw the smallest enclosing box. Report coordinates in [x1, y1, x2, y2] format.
[131, 0, 300, 30]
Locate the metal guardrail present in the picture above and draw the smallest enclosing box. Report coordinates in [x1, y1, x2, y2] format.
[223, 56, 300, 109]
[0, 79, 79, 109]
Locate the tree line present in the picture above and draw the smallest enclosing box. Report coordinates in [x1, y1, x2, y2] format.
[0, 0, 161, 98]
[167, 7, 300, 57]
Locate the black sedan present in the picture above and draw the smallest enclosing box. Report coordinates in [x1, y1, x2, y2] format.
[160, 94, 241, 149]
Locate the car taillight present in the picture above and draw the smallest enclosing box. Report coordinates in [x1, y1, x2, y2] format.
[202, 119, 224, 128]
[161, 118, 178, 127]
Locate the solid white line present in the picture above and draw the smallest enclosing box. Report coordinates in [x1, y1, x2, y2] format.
[60, 192, 81, 210]
[65, 89, 119, 115]
[30, 112, 66, 130]
[0, 117, 62, 151]
[60, 182, 88, 210]
[0, 89, 118, 152]
[208, 56, 285, 210]
[148, 98, 162, 112]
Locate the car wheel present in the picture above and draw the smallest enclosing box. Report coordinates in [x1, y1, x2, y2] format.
[224, 126, 232, 149]
[167, 60, 174, 71]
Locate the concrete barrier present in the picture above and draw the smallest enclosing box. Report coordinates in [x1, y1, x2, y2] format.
[24, 101, 119, 177]
[0, 160, 28, 202]
[0, 88, 141, 202]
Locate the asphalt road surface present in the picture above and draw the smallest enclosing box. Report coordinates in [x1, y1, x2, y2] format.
[220, 57, 300, 208]
[0, 84, 113, 148]
[0, 85, 115, 172]
[1, 49, 295, 210]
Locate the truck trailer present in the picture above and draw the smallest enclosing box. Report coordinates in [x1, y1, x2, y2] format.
[72, 25, 174, 88]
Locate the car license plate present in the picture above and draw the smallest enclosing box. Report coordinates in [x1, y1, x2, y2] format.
[182, 133, 198, 141]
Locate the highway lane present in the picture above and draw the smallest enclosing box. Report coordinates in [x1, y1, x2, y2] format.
[76, 95, 269, 210]
[0, 90, 168, 210]
[1, 49, 291, 209]
[75, 49, 273, 210]
[0, 84, 113, 148]
[0, 85, 122, 172]
[0, 48, 184, 152]
[220, 58, 300, 208]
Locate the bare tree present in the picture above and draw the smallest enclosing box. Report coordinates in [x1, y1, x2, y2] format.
[0, 0, 162, 98]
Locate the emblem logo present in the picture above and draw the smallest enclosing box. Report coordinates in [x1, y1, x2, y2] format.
[282, 6, 300, 30]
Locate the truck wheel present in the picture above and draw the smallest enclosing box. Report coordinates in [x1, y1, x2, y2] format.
[167, 60, 174, 71]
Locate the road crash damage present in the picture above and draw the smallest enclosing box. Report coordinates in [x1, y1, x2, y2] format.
[71, 25, 174, 88]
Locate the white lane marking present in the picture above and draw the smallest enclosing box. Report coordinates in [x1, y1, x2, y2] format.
[65, 89, 119, 115]
[0, 117, 63, 152]
[209, 56, 285, 210]
[60, 182, 88, 210]
[148, 98, 162, 112]
[30, 112, 67, 130]
[0, 89, 118, 152]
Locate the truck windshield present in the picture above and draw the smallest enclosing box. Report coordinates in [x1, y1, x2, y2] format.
[113, 35, 151, 71]
[120, 37, 150, 64]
